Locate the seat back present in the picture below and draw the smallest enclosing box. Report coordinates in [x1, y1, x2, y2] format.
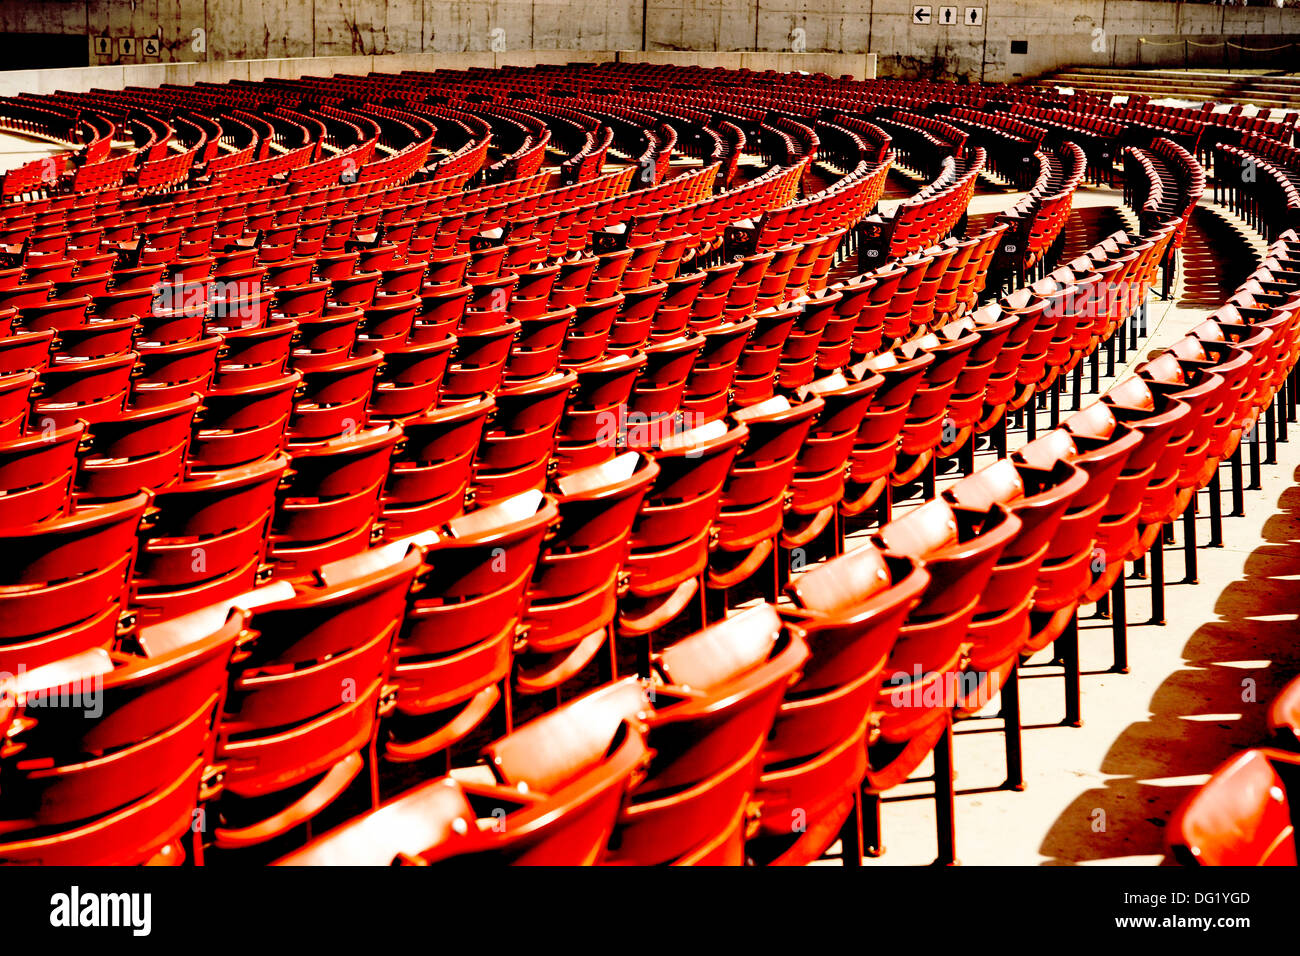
[1168, 749, 1299, 867]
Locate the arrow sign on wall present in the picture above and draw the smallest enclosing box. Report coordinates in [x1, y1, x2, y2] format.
[913, 5, 932, 24]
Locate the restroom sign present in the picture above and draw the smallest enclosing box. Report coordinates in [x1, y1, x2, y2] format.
[939, 6, 958, 25]
[117, 36, 135, 56]
[141, 36, 160, 58]
[93, 35, 111, 56]
[966, 7, 984, 25]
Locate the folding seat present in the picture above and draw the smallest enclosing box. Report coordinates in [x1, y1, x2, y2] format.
[440, 318, 519, 402]
[516, 452, 659, 695]
[851, 262, 906, 358]
[358, 294, 419, 352]
[1168, 331, 1256, 534]
[1092, 379, 1194, 631]
[368, 335, 457, 423]
[652, 271, 706, 341]
[0, 370, 36, 437]
[171, 543, 424, 851]
[423, 254, 469, 289]
[385, 490, 559, 762]
[278, 684, 648, 866]
[269, 423, 402, 578]
[624, 333, 704, 439]
[271, 279, 331, 322]
[31, 352, 135, 427]
[91, 284, 161, 324]
[615, 239, 664, 292]
[285, 305, 360, 371]
[943, 456, 1089, 783]
[263, 256, 316, 291]
[1135, 351, 1229, 571]
[908, 243, 959, 333]
[23, 259, 76, 286]
[752, 544, 929, 866]
[465, 274, 517, 329]
[0, 493, 148, 675]
[607, 281, 668, 353]
[550, 254, 597, 308]
[722, 251, 774, 321]
[0, 281, 52, 313]
[932, 234, 980, 322]
[1269, 674, 1300, 750]
[472, 371, 576, 506]
[381, 396, 493, 539]
[1167, 748, 1300, 866]
[75, 396, 201, 504]
[130, 336, 221, 408]
[0, 609, 238, 865]
[835, 351, 932, 526]
[932, 314, 1018, 466]
[19, 294, 90, 333]
[784, 369, 884, 554]
[854, 498, 1020, 862]
[560, 294, 622, 366]
[330, 271, 381, 309]
[596, 604, 809, 865]
[503, 305, 573, 384]
[416, 283, 471, 340]
[881, 253, 931, 342]
[212, 317, 297, 389]
[618, 419, 748, 642]
[552, 351, 646, 475]
[288, 351, 383, 443]
[680, 318, 756, 423]
[707, 393, 823, 613]
[131, 456, 288, 625]
[379, 261, 431, 303]
[507, 264, 560, 319]
[1016, 418, 1142, 725]
[690, 258, 743, 330]
[316, 250, 360, 282]
[0, 421, 83, 526]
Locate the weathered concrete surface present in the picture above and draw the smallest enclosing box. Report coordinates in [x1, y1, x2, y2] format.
[2, 1, 1298, 83]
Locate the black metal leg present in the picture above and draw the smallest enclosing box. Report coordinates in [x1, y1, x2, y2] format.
[1183, 503, 1198, 584]
[1061, 612, 1082, 728]
[1151, 532, 1166, 626]
[1266, 402, 1278, 465]
[1111, 576, 1128, 674]
[840, 793, 863, 867]
[959, 438, 975, 476]
[933, 719, 957, 866]
[1208, 472, 1223, 547]
[1231, 445, 1245, 517]
[862, 790, 883, 857]
[1249, 424, 1262, 491]
[1002, 666, 1024, 791]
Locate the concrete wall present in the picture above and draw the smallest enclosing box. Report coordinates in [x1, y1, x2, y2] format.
[0, 49, 877, 100]
[1, 1, 1298, 85]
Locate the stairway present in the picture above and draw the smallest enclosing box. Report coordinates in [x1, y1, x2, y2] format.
[1033, 67, 1300, 113]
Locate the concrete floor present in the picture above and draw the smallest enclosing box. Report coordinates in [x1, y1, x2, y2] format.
[0, 130, 67, 176]
[811, 183, 1300, 866]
